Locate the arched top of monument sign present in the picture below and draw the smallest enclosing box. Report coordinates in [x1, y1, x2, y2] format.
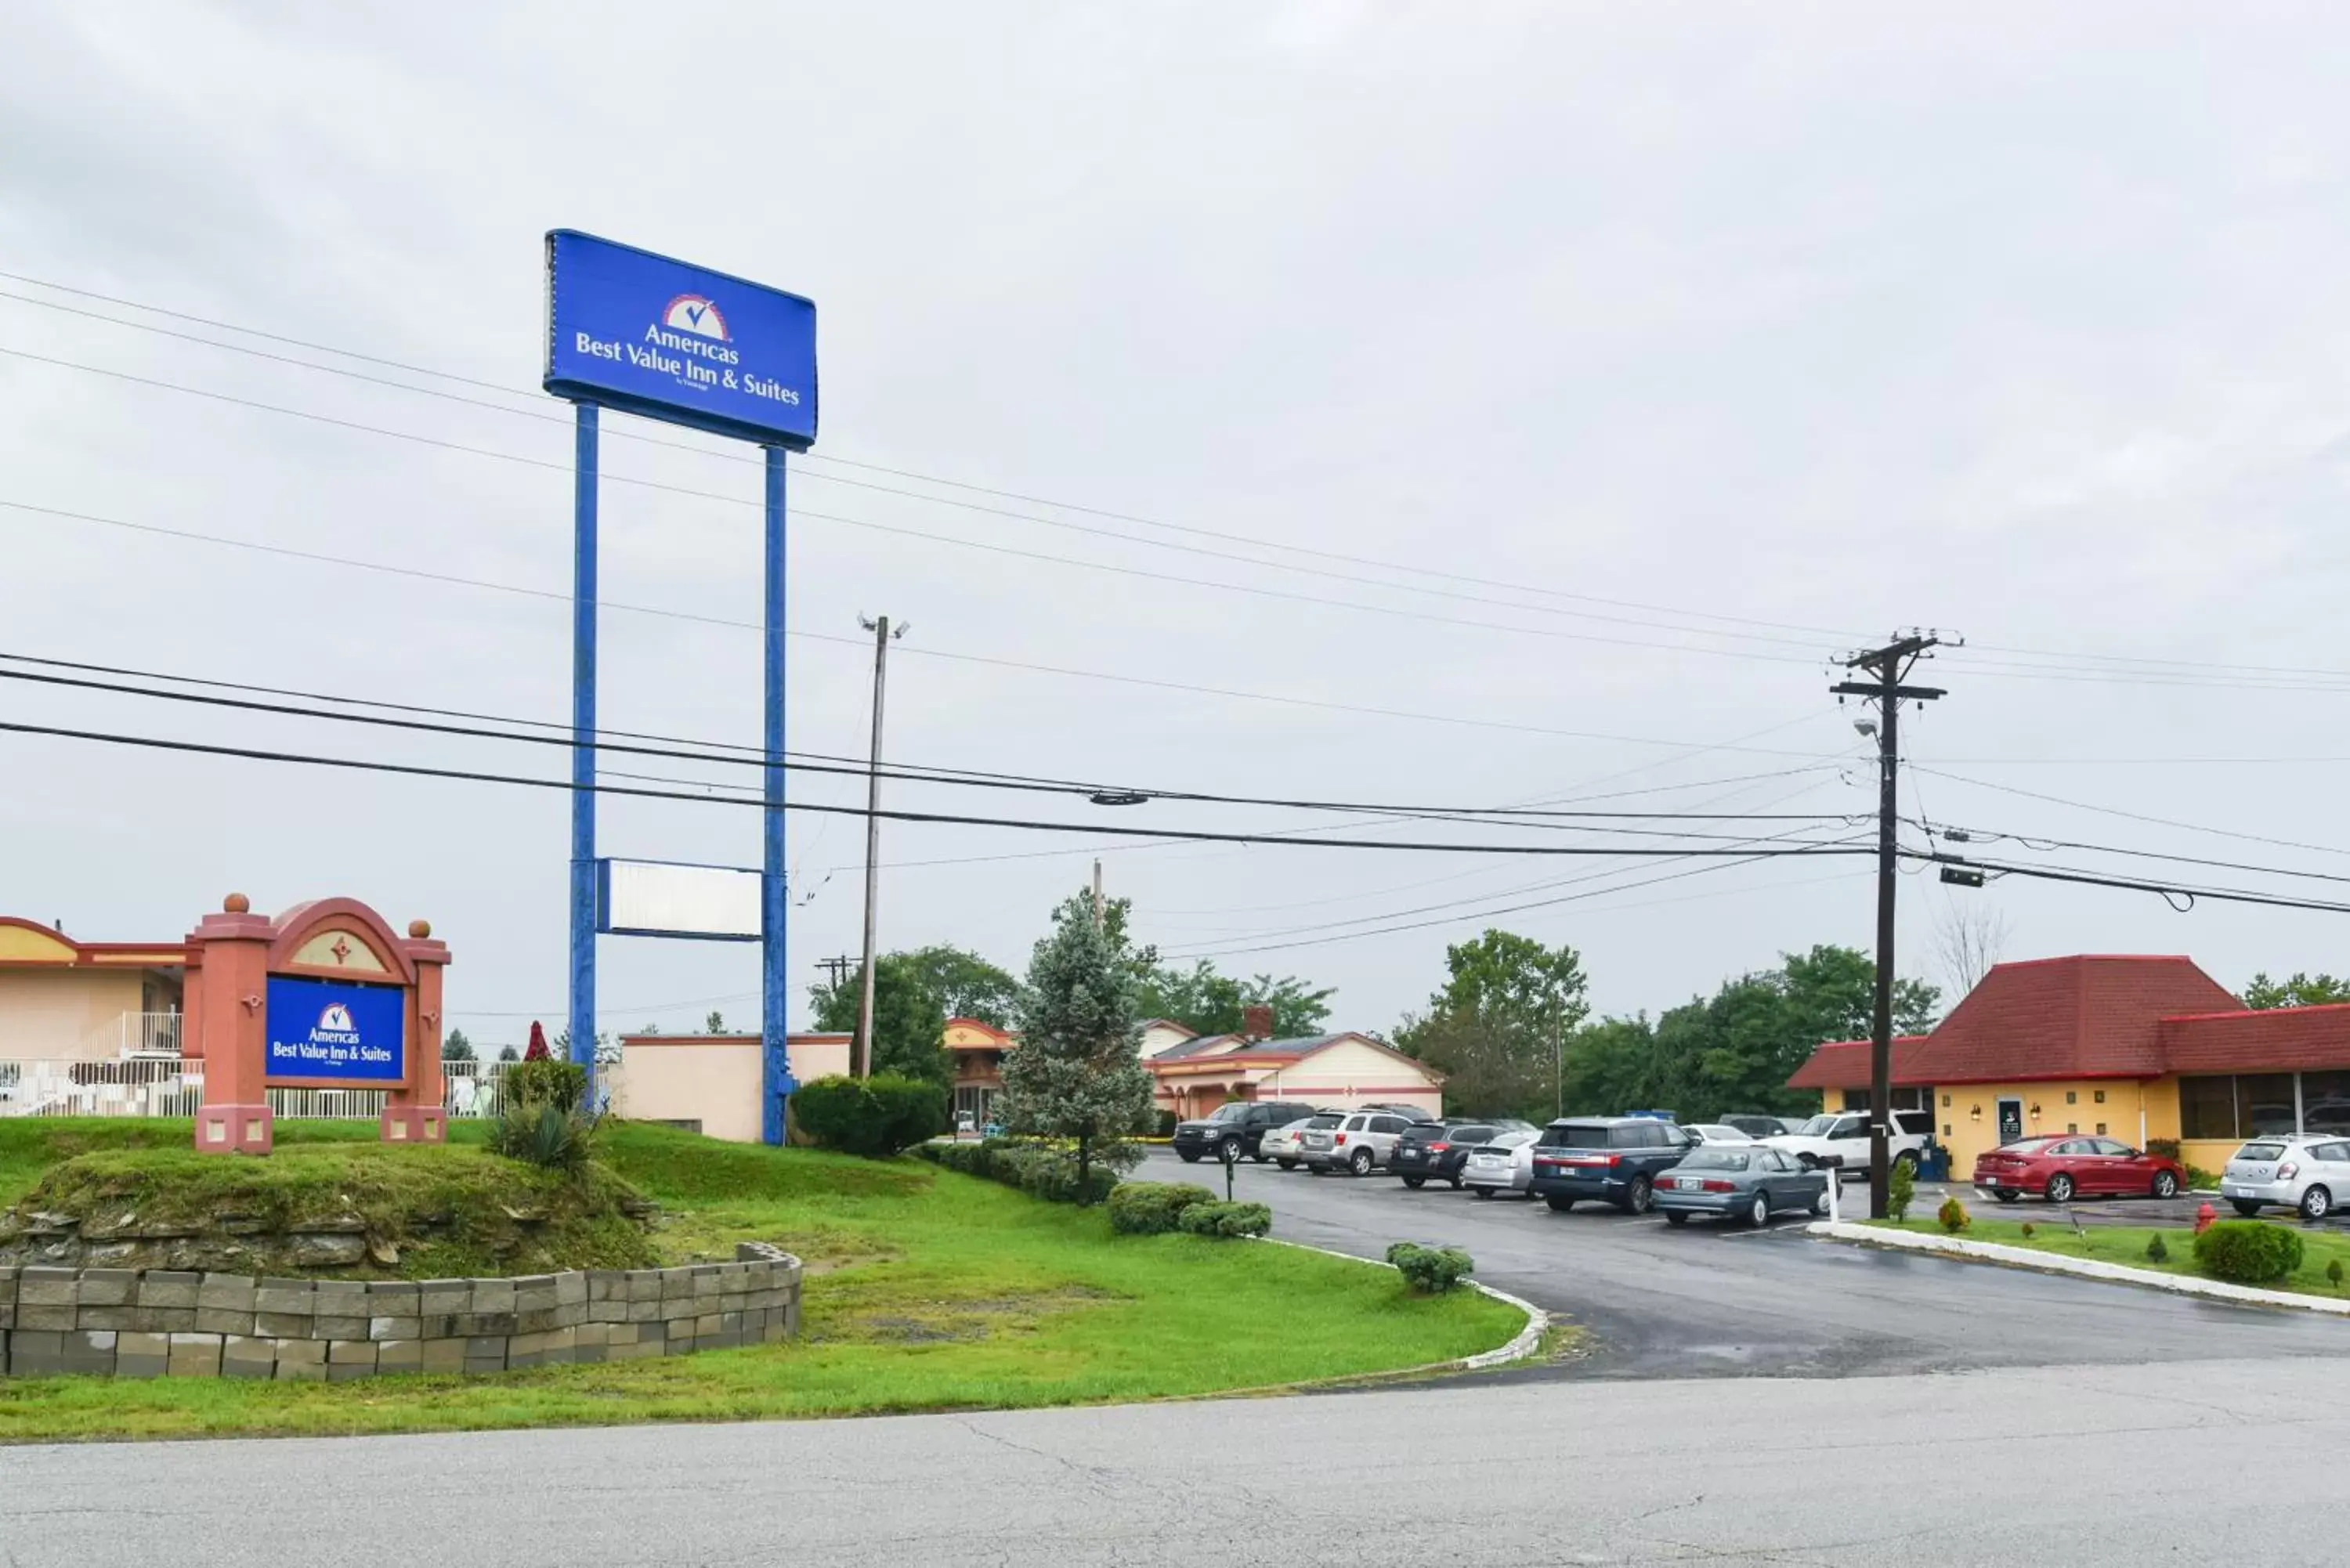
[266, 898, 417, 985]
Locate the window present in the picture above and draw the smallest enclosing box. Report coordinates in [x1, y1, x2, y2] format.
[2066, 1091, 2077, 1105]
[1372, 1115, 1408, 1134]
[1832, 1118, 1869, 1140]
[2052, 1140, 2092, 1155]
[2095, 1123, 2107, 1136]
[1543, 1123, 1611, 1148]
[2301, 1072, 2350, 1136]
[2094, 1089, 2106, 1104]
[2066, 1123, 2077, 1133]
[2095, 1139, 2134, 1157]
[2321, 1143, 2350, 1163]
[1942, 1093, 1951, 1107]
[1681, 1149, 1752, 1171]
[2241, 1075, 2297, 1136]
[2180, 1075, 2239, 1140]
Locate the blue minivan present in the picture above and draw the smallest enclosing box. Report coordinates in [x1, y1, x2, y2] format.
[1528, 1115, 1697, 1215]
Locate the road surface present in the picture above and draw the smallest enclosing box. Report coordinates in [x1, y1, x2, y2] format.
[1140, 1147, 2350, 1378]
[6, 1353, 2344, 1566]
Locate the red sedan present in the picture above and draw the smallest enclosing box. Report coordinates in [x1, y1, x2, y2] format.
[1972, 1135, 2186, 1204]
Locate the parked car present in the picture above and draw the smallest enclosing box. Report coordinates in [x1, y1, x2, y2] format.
[1391, 1118, 1531, 1189]
[1719, 1114, 1802, 1140]
[1684, 1122, 1756, 1145]
[1766, 1110, 1932, 1176]
[1973, 1134, 2186, 1205]
[1655, 1144, 1829, 1227]
[1298, 1109, 1416, 1176]
[1171, 1100, 1321, 1163]
[1528, 1116, 1696, 1214]
[1461, 1128, 1542, 1198]
[2220, 1135, 2350, 1219]
[1260, 1111, 1341, 1170]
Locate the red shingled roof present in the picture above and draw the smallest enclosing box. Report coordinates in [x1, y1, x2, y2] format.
[1919, 955, 2240, 1082]
[1784, 1036, 1934, 1089]
[2160, 1004, 2350, 1074]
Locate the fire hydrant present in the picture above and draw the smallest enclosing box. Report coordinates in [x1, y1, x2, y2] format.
[2195, 1201, 2218, 1234]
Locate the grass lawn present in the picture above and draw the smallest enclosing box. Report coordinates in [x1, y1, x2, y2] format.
[1865, 1214, 2350, 1300]
[0, 1121, 1520, 1442]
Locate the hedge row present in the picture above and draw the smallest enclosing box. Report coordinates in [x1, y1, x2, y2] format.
[1108, 1181, 1217, 1234]
[794, 1075, 949, 1158]
[915, 1137, 1121, 1205]
[1177, 1199, 1271, 1238]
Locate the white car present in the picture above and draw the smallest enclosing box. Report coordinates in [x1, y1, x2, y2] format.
[2222, 1135, 2350, 1220]
[1766, 1110, 1932, 1177]
[1259, 1112, 1338, 1171]
[1461, 1128, 1542, 1198]
[1685, 1123, 1756, 1145]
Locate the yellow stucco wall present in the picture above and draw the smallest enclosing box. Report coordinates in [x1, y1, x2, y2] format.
[1922, 1078, 2178, 1169]
[0, 969, 146, 1059]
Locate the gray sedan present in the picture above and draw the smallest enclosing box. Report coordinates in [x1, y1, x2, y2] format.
[1654, 1145, 1828, 1228]
[1460, 1128, 1542, 1198]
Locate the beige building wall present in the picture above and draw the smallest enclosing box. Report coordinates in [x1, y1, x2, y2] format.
[1257, 1038, 1444, 1115]
[0, 969, 146, 1060]
[613, 1035, 860, 1143]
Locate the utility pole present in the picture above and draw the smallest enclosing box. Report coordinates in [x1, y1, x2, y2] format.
[1092, 858, 1105, 932]
[1830, 631, 1951, 1220]
[855, 614, 908, 1078]
[815, 954, 855, 991]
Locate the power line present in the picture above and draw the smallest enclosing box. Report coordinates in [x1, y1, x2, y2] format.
[1911, 764, 2350, 861]
[1922, 851, 2350, 917]
[0, 273, 1868, 645]
[0, 659, 1864, 833]
[0, 497, 1853, 759]
[0, 347, 1838, 667]
[0, 717, 1888, 859]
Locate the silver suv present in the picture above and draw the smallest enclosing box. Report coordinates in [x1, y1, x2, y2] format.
[2222, 1135, 2350, 1219]
[1299, 1110, 1414, 1176]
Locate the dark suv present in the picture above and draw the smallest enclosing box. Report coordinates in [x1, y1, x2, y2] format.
[1528, 1116, 1697, 1214]
[1172, 1100, 1321, 1163]
[1392, 1119, 1531, 1190]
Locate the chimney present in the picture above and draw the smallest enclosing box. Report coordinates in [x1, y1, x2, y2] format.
[1242, 1005, 1274, 1042]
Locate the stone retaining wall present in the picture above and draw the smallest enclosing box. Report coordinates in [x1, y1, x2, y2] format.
[0, 1242, 801, 1380]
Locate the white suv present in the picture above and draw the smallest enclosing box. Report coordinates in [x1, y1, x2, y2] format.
[1766, 1110, 1932, 1178]
[1298, 1111, 1413, 1176]
[2222, 1135, 2350, 1220]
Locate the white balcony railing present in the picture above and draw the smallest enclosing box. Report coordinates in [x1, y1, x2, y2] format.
[0, 1058, 512, 1119]
[118, 1012, 183, 1055]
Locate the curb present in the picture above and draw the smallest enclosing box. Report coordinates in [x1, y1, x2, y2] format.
[1262, 1236, 1549, 1371]
[1809, 1219, 2350, 1317]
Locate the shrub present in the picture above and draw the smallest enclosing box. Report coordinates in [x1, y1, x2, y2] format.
[913, 1137, 1121, 1205]
[1177, 1200, 1271, 1238]
[1936, 1196, 1970, 1234]
[2019, 1222, 2036, 1239]
[2146, 1137, 2182, 1162]
[1154, 1109, 1180, 1137]
[486, 1098, 596, 1172]
[2145, 1233, 2170, 1263]
[2186, 1165, 2222, 1191]
[1386, 1241, 1475, 1292]
[2193, 1219, 2305, 1284]
[503, 1057, 588, 1115]
[791, 1075, 946, 1158]
[1888, 1157, 1916, 1223]
[2329, 1259, 2345, 1291]
[1108, 1181, 1217, 1235]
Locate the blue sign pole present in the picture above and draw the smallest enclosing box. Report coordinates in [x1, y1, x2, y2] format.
[761, 445, 794, 1144]
[569, 402, 600, 1097]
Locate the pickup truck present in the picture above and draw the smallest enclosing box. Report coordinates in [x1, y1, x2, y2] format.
[1764, 1110, 1933, 1176]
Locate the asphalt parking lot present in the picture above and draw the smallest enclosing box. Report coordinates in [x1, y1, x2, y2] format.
[1140, 1147, 2350, 1381]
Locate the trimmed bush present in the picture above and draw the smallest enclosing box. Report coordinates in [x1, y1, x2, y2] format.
[2146, 1137, 2182, 1162]
[2193, 1219, 2305, 1284]
[1386, 1241, 1475, 1292]
[1108, 1181, 1217, 1235]
[2019, 1222, 2036, 1239]
[1154, 1110, 1180, 1137]
[913, 1137, 1121, 1205]
[2145, 1232, 2170, 1263]
[1888, 1157, 1915, 1223]
[791, 1075, 946, 1158]
[1176, 1200, 1271, 1238]
[503, 1057, 588, 1115]
[2329, 1259, 2345, 1291]
[1936, 1196, 1970, 1234]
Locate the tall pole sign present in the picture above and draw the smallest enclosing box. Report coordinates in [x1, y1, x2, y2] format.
[543, 230, 818, 1143]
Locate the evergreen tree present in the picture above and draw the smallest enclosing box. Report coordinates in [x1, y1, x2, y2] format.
[1000, 893, 1155, 1200]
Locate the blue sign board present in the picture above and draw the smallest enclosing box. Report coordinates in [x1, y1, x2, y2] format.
[544, 229, 818, 449]
[265, 975, 407, 1084]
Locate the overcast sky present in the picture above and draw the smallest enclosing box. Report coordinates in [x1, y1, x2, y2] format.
[6, 2, 2350, 1047]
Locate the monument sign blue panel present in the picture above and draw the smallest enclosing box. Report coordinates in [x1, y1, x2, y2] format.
[543, 229, 818, 449]
[265, 975, 408, 1084]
